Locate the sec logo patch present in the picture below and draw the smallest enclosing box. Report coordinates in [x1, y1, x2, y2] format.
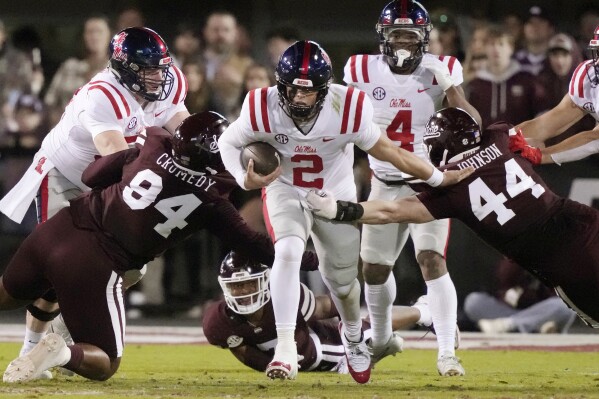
[226, 335, 243, 348]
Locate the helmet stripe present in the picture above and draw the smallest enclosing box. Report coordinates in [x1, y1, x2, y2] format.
[341, 86, 355, 134]
[260, 88, 271, 133]
[143, 27, 167, 53]
[400, 0, 408, 18]
[300, 41, 312, 80]
[352, 91, 366, 133]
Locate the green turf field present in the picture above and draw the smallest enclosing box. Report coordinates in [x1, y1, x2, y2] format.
[0, 343, 598, 399]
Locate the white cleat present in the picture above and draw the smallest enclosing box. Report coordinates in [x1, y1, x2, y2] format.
[369, 331, 404, 365]
[265, 343, 298, 380]
[3, 333, 70, 383]
[339, 323, 371, 384]
[49, 314, 75, 376]
[437, 352, 465, 377]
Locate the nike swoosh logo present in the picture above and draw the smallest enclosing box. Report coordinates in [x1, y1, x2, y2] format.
[417, 88, 430, 93]
[154, 110, 166, 117]
[322, 137, 335, 142]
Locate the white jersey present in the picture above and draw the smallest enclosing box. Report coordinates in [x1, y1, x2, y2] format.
[568, 60, 599, 123]
[40, 66, 188, 189]
[343, 53, 463, 180]
[219, 84, 380, 201]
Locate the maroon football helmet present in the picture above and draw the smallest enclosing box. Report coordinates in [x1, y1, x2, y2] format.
[218, 252, 270, 315]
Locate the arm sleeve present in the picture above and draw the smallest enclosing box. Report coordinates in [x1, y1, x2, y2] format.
[81, 147, 139, 188]
[550, 139, 599, 164]
[207, 200, 275, 265]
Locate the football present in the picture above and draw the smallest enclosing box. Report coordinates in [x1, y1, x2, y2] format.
[240, 142, 281, 176]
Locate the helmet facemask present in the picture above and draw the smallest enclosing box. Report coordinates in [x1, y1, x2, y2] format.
[218, 269, 271, 315]
[378, 26, 429, 73]
[587, 25, 599, 86]
[112, 62, 174, 102]
[276, 80, 328, 122]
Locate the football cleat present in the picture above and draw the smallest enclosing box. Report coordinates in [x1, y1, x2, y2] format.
[368, 331, 404, 365]
[265, 343, 298, 380]
[3, 333, 70, 383]
[339, 322, 372, 384]
[437, 352, 465, 377]
[49, 314, 75, 376]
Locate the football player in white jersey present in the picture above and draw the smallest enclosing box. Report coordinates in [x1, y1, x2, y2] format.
[343, 0, 481, 377]
[218, 40, 472, 383]
[0, 27, 189, 376]
[518, 25, 599, 164]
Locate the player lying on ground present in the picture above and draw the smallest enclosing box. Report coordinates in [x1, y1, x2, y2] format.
[0, 111, 318, 383]
[307, 107, 599, 330]
[203, 252, 459, 373]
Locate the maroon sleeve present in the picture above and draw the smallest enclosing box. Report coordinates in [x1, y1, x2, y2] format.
[81, 148, 139, 189]
[300, 251, 319, 271]
[206, 200, 275, 266]
[202, 301, 233, 348]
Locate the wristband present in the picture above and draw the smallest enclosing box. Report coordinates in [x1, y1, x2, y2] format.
[425, 168, 444, 187]
[334, 201, 364, 222]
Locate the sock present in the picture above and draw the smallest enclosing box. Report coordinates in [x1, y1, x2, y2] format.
[365, 274, 396, 347]
[270, 236, 303, 351]
[328, 279, 363, 342]
[413, 300, 432, 327]
[425, 273, 458, 357]
[63, 345, 81, 369]
[20, 328, 44, 356]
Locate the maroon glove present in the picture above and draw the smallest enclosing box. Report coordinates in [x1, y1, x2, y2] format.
[509, 128, 542, 165]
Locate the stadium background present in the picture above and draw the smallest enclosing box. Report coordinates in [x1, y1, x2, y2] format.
[0, 0, 598, 328]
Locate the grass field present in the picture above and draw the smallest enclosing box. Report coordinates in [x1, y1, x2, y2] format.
[0, 343, 598, 399]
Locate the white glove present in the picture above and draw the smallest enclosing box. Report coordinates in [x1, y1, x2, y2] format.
[305, 190, 338, 219]
[420, 56, 454, 91]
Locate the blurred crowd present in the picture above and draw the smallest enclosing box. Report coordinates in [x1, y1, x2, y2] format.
[0, 4, 597, 332]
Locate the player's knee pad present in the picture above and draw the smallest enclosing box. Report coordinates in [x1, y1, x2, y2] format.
[122, 265, 147, 289]
[26, 304, 61, 322]
[360, 248, 397, 267]
[325, 278, 359, 300]
[274, 235, 305, 262]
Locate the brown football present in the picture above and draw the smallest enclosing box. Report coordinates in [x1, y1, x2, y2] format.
[241, 142, 281, 175]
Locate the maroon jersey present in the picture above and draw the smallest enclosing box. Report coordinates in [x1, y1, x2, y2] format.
[203, 283, 345, 372]
[418, 122, 599, 325]
[69, 127, 275, 271]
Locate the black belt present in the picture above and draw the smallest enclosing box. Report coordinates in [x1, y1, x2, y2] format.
[373, 174, 408, 186]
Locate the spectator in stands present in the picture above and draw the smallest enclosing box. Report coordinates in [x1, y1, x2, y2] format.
[0, 94, 46, 234]
[0, 19, 42, 134]
[44, 15, 111, 126]
[182, 61, 212, 114]
[201, 10, 253, 120]
[464, 258, 576, 334]
[431, 10, 464, 61]
[536, 33, 596, 146]
[427, 28, 443, 56]
[501, 13, 524, 52]
[462, 24, 488, 84]
[265, 26, 301, 72]
[467, 26, 545, 126]
[115, 6, 145, 31]
[514, 6, 555, 75]
[172, 25, 202, 68]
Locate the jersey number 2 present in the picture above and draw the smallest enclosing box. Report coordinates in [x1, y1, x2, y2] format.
[468, 159, 545, 225]
[123, 169, 202, 237]
[291, 154, 324, 189]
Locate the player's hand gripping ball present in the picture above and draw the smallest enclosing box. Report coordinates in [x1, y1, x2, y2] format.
[241, 142, 281, 175]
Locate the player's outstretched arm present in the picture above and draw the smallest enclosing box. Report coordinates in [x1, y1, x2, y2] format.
[541, 127, 599, 164]
[517, 94, 585, 145]
[306, 190, 434, 224]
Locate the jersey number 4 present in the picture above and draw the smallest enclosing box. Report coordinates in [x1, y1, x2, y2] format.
[386, 110, 414, 152]
[468, 159, 545, 225]
[123, 169, 202, 238]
